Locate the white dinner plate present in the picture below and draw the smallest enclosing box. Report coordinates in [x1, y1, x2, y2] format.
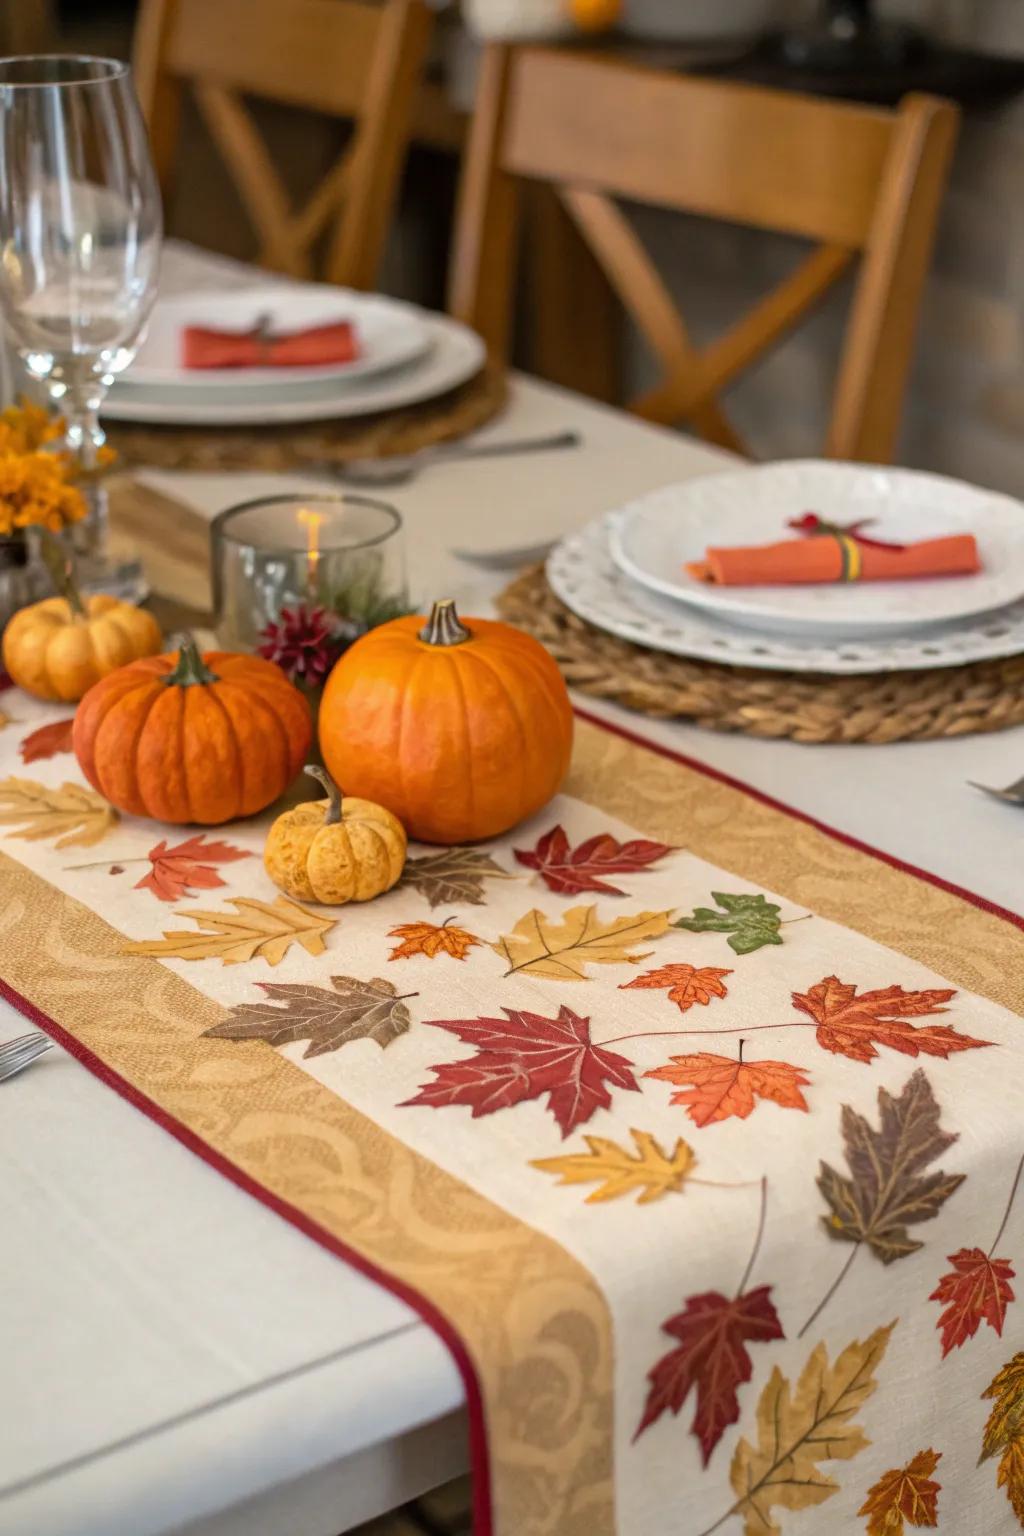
[549, 514, 1024, 675]
[608, 461, 1024, 639]
[123, 285, 429, 392]
[102, 313, 485, 425]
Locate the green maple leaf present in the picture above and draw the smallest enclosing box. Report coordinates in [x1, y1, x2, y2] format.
[674, 891, 783, 955]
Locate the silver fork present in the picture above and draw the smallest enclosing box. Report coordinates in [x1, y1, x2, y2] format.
[968, 775, 1024, 806]
[327, 430, 582, 489]
[0, 1030, 53, 1083]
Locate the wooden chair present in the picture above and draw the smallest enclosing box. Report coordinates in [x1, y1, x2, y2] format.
[132, 0, 434, 290]
[449, 47, 960, 462]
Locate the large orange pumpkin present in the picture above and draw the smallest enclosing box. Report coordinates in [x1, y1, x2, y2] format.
[319, 598, 573, 844]
[73, 638, 311, 824]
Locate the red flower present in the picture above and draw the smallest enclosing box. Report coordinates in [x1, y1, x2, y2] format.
[257, 604, 341, 687]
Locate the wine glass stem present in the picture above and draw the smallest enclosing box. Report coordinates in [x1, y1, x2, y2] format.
[59, 384, 108, 556]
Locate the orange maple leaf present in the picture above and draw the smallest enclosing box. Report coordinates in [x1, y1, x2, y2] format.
[645, 1052, 811, 1128]
[858, 1448, 941, 1534]
[621, 963, 731, 1013]
[792, 975, 991, 1064]
[388, 919, 482, 961]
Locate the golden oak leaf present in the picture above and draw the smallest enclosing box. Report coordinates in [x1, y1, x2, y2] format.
[532, 1128, 696, 1204]
[388, 919, 482, 961]
[0, 776, 118, 849]
[727, 1324, 894, 1536]
[981, 1352, 1024, 1526]
[621, 962, 731, 1012]
[123, 896, 335, 967]
[645, 1052, 811, 1127]
[858, 1448, 942, 1535]
[491, 903, 670, 980]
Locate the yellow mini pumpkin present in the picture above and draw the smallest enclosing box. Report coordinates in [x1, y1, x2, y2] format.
[264, 766, 407, 904]
[3, 589, 162, 702]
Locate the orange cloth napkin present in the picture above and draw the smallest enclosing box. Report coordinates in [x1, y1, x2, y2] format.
[182, 320, 360, 370]
[686, 532, 980, 586]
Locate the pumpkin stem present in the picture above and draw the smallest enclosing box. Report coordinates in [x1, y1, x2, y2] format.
[419, 598, 470, 647]
[38, 527, 86, 618]
[304, 764, 343, 824]
[164, 634, 219, 687]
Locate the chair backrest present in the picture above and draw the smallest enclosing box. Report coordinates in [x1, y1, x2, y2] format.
[449, 46, 959, 462]
[133, 0, 433, 290]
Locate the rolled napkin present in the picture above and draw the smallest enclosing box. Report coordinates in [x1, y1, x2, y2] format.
[686, 531, 980, 586]
[183, 319, 359, 370]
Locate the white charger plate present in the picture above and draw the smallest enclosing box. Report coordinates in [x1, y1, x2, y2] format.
[102, 313, 485, 425]
[123, 285, 429, 392]
[608, 461, 1024, 639]
[549, 513, 1024, 675]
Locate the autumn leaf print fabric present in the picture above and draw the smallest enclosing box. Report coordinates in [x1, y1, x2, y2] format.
[2, 689, 1023, 1536]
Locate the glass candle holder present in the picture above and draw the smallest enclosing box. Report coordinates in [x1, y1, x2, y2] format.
[211, 493, 408, 652]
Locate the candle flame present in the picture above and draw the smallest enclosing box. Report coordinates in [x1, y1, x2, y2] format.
[296, 506, 327, 589]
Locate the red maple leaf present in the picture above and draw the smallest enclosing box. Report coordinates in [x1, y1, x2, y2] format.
[402, 1005, 640, 1137]
[20, 718, 75, 763]
[513, 824, 673, 896]
[929, 1247, 1015, 1357]
[135, 835, 250, 901]
[791, 975, 991, 1064]
[636, 1287, 784, 1462]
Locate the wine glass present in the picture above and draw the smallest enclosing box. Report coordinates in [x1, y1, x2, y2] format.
[0, 55, 163, 599]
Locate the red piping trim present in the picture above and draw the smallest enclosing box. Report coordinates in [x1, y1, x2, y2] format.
[572, 705, 1024, 929]
[0, 977, 494, 1536]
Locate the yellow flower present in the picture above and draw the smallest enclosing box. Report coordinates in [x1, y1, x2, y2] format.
[0, 449, 88, 537]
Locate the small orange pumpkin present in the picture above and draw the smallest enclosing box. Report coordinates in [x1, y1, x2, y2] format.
[319, 598, 573, 844]
[73, 637, 311, 824]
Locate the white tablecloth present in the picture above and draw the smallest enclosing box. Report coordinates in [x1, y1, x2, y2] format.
[2, 248, 1022, 1536]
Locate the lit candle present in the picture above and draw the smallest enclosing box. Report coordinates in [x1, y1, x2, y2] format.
[296, 506, 327, 595]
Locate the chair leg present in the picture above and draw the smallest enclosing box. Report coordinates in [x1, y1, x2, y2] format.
[523, 184, 620, 405]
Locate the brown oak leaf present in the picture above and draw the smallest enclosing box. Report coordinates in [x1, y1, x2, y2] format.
[818, 1069, 965, 1264]
[621, 962, 731, 1013]
[859, 1449, 942, 1534]
[123, 895, 334, 966]
[135, 834, 250, 902]
[636, 1288, 784, 1464]
[645, 1052, 811, 1128]
[19, 718, 74, 763]
[403, 1004, 639, 1137]
[205, 975, 413, 1057]
[981, 1352, 1024, 1527]
[387, 919, 482, 961]
[399, 847, 515, 908]
[792, 974, 991, 1064]
[514, 824, 673, 896]
[930, 1248, 1015, 1357]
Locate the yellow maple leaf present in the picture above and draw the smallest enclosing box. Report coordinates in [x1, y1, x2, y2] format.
[532, 1128, 696, 1204]
[726, 1323, 894, 1536]
[0, 776, 118, 849]
[491, 904, 670, 980]
[123, 896, 336, 967]
[981, 1351, 1024, 1526]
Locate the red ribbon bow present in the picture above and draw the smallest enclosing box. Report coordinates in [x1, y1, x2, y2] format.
[787, 512, 906, 552]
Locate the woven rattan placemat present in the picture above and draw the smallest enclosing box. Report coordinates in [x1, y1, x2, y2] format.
[106, 366, 506, 473]
[497, 564, 1024, 744]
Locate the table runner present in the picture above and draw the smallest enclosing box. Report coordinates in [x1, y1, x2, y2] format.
[1, 687, 1023, 1536]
